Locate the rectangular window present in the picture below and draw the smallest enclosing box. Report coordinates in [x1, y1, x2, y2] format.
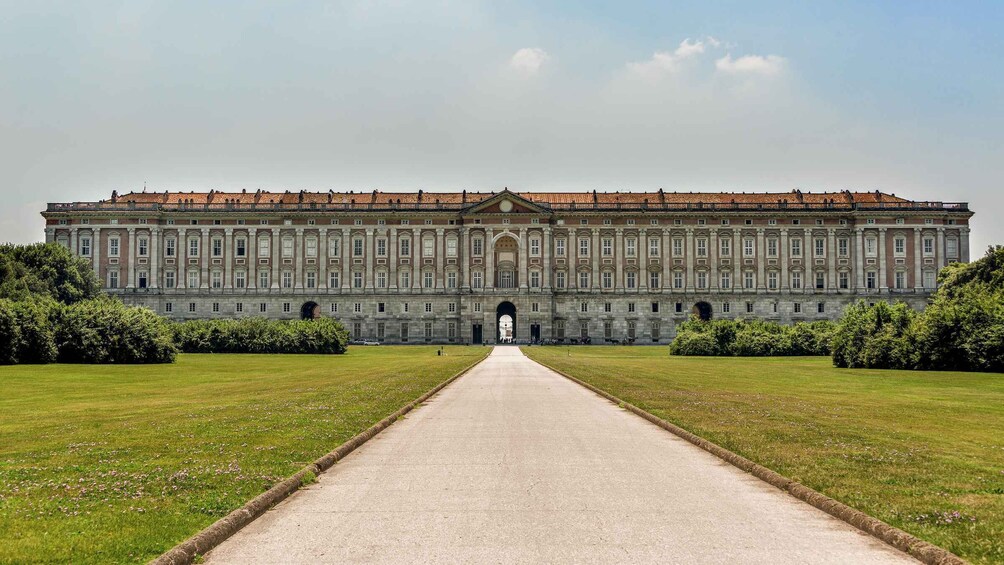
[895, 271, 905, 289]
[579, 272, 590, 289]
[447, 271, 457, 289]
[625, 238, 636, 258]
[602, 271, 613, 289]
[165, 271, 176, 288]
[650, 271, 659, 288]
[328, 237, 340, 257]
[673, 271, 683, 289]
[424, 271, 433, 288]
[447, 238, 458, 257]
[746, 301, 754, 314]
[923, 237, 934, 256]
[353, 272, 363, 288]
[720, 238, 731, 257]
[651, 302, 659, 313]
[236, 302, 244, 313]
[329, 271, 340, 288]
[530, 271, 540, 288]
[188, 270, 199, 288]
[791, 239, 802, 258]
[236, 238, 247, 257]
[471, 238, 482, 256]
[579, 238, 589, 256]
[603, 321, 613, 340]
[447, 322, 456, 339]
[626, 272, 636, 289]
[923, 270, 936, 288]
[865, 237, 877, 257]
[768, 271, 778, 290]
[744, 271, 755, 289]
[947, 238, 958, 257]
[376, 238, 387, 257]
[672, 238, 683, 257]
[401, 322, 409, 342]
[696, 238, 707, 257]
[260, 271, 270, 288]
[138, 237, 149, 256]
[791, 271, 802, 289]
[649, 238, 659, 257]
[580, 321, 589, 338]
[697, 271, 707, 289]
[109, 237, 120, 257]
[188, 302, 196, 313]
[555, 238, 566, 257]
[745, 238, 756, 257]
[472, 271, 483, 289]
[722, 302, 731, 314]
[894, 237, 906, 256]
[867, 271, 877, 289]
[259, 237, 269, 258]
[212, 302, 220, 313]
[839, 272, 849, 289]
[165, 302, 173, 313]
[814, 238, 825, 257]
[424, 302, 432, 313]
[448, 302, 457, 313]
[794, 302, 802, 314]
[354, 238, 364, 257]
[580, 301, 588, 313]
[530, 238, 540, 256]
[838, 238, 848, 257]
[720, 271, 731, 289]
[651, 321, 660, 340]
[235, 270, 246, 288]
[602, 238, 613, 256]
[260, 302, 267, 313]
[555, 320, 565, 339]
[108, 271, 119, 288]
[212, 238, 223, 257]
[818, 302, 826, 314]
[81, 236, 92, 256]
[282, 271, 293, 288]
[400, 238, 411, 257]
[815, 272, 825, 289]
[555, 271, 566, 289]
[424, 322, 433, 339]
[423, 238, 434, 257]
[307, 271, 317, 289]
[189, 238, 199, 257]
[767, 238, 777, 258]
[282, 238, 294, 258]
[212, 271, 222, 289]
[307, 238, 318, 257]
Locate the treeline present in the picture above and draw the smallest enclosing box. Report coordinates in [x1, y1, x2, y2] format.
[669, 319, 835, 357]
[0, 297, 176, 364]
[172, 318, 349, 354]
[832, 246, 1004, 372]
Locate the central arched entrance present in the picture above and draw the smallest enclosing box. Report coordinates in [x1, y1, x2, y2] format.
[496, 301, 516, 343]
[692, 301, 712, 322]
[300, 301, 320, 320]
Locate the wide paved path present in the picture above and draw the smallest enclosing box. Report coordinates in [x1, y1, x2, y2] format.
[207, 347, 913, 564]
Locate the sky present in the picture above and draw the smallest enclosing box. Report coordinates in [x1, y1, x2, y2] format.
[1, 1, 1001, 252]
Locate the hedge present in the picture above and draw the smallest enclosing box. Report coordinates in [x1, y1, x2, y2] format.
[669, 318, 835, 357]
[171, 317, 349, 354]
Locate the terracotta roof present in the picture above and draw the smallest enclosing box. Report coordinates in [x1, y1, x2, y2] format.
[110, 189, 911, 207]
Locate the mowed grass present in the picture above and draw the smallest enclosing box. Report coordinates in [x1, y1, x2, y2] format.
[522, 347, 1004, 564]
[0, 346, 488, 564]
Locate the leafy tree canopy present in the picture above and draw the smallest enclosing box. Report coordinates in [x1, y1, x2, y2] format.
[0, 243, 100, 304]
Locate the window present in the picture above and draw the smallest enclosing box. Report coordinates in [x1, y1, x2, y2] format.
[307, 271, 317, 289]
[188, 302, 196, 313]
[235, 270, 246, 288]
[603, 321, 613, 340]
[947, 238, 958, 257]
[744, 271, 755, 289]
[866, 271, 877, 289]
[212, 237, 223, 257]
[602, 238, 612, 256]
[579, 271, 590, 289]
[673, 271, 683, 289]
[165, 302, 173, 313]
[625, 238, 636, 257]
[894, 237, 906, 256]
[400, 271, 411, 288]
[673, 238, 683, 256]
[720, 271, 731, 289]
[555, 320, 565, 339]
[580, 321, 589, 338]
[839, 272, 849, 289]
[895, 271, 905, 289]
[353, 272, 363, 288]
[330, 303, 338, 313]
[768, 271, 778, 290]
[236, 238, 247, 257]
[530, 238, 540, 256]
[307, 237, 318, 257]
[923, 237, 934, 256]
[188, 270, 199, 288]
[329, 237, 340, 257]
[472, 271, 483, 289]
[696, 271, 707, 289]
[651, 302, 659, 313]
[745, 238, 756, 257]
[720, 238, 731, 257]
[212, 270, 222, 289]
[649, 238, 659, 257]
[424, 322, 433, 339]
[109, 236, 120, 257]
[815, 272, 825, 289]
[354, 303, 362, 313]
[791, 239, 802, 258]
[555, 271, 566, 289]
[580, 301, 589, 313]
[423, 238, 434, 257]
[400, 238, 411, 257]
[602, 271, 613, 289]
[404, 303, 410, 313]
[818, 302, 826, 313]
[603, 302, 612, 313]
[446, 238, 457, 257]
[555, 238, 566, 257]
[814, 238, 825, 257]
[280, 238, 293, 258]
[376, 238, 387, 257]
[353, 238, 364, 257]
[447, 322, 456, 340]
[189, 238, 199, 257]
[791, 271, 802, 289]
[424, 302, 433, 313]
[108, 271, 119, 288]
[794, 302, 802, 314]
[626, 272, 637, 289]
[838, 238, 849, 257]
[447, 271, 457, 289]
[675, 302, 683, 313]
[471, 238, 482, 256]
[212, 302, 220, 313]
[260, 271, 270, 288]
[473, 302, 481, 313]
[579, 238, 589, 256]
[722, 302, 731, 314]
[260, 302, 267, 313]
[649, 271, 660, 288]
[448, 302, 457, 313]
[627, 302, 636, 313]
[530, 271, 540, 288]
[424, 271, 434, 288]
[81, 236, 92, 256]
[329, 271, 340, 288]
[746, 301, 754, 314]
[401, 322, 409, 342]
[767, 238, 777, 258]
[138, 237, 148, 256]
[923, 270, 936, 288]
[865, 237, 877, 257]
[282, 271, 293, 288]
[165, 271, 176, 288]
[696, 238, 707, 257]
[378, 322, 386, 340]
[259, 237, 269, 258]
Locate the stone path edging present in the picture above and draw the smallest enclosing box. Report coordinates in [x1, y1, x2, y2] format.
[150, 353, 489, 565]
[528, 354, 967, 565]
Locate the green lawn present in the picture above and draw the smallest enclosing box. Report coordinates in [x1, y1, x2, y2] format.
[522, 347, 1004, 564]
[0, 346, 488, 564]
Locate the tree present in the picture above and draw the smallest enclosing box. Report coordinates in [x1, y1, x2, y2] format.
[0, 243, 100, 304]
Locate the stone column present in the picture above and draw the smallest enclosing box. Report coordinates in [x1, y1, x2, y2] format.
[779, 229, 788, 292]
[45, 227, 55, 244]
[436, 228, 445, 290]
[591, 228, 600, 293]
[126, 228, 136, 289]
[224, 228, 233, 289]
[70, 228, 78, 257]
[661, 229, 671, 292]
[542, 226, 552, 290]
[293, 228, 303, 290]
[319, 227, 328, 290]
[614, 229, 624, 292]
[341, 228, 351, 290]
[568, 228, 578, 290]
[389, 228, 397, 291]
[709, 229, 718, 292]
[459, 227, 469, 291]
[936, 227, 945, 269]
[481, 228, 489, 291]
[364, 228, 374, 291]
[961, 227, 971, 262]
[878, 228, 888, 291]
[150, 227, 160, 289]
[639, 228, 648, 291]
[412, 228, 422, 291]
[913, 228, 922, 290]
[856, 227, 865, 290]
[685, 228, 695, 292]
[827, 228, 837, 291]
[271, 228, 281, 289]
[200, 228, 210, 289]
[733, 229, 741, 294]
[757, 229, 767, 292]
[249, 228, 258, 289]
[92, 228, 101, 280]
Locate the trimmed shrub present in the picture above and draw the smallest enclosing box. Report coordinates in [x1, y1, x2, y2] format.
[669, 318, 835, 357]
[11, 299, 58, 364]
[53, 298, 176, 364]
[171, 317, 349, 354]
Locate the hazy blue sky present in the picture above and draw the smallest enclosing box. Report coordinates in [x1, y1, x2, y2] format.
[2, 1, 1001, 251]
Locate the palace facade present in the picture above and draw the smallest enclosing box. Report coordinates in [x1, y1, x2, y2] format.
[41, 189, 972, 344]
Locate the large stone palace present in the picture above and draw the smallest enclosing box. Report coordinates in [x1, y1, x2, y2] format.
[41, 188, 972, 344]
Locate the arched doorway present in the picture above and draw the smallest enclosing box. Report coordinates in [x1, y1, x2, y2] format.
[692, 301, 712, 322]
[497, 301, 516, 343]
[300, 301, 320, 320]
[493, 235, 519, 288]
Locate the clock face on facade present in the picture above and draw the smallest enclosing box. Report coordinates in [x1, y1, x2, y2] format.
[499, 199, 513, 212]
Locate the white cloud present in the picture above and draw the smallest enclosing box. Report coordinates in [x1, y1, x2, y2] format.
[627, 38, 712, 77]
[715, 54, 786, 76]
[509, 47, 548, 76]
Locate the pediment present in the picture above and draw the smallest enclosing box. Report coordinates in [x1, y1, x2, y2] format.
[462, 189, 551, 216]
